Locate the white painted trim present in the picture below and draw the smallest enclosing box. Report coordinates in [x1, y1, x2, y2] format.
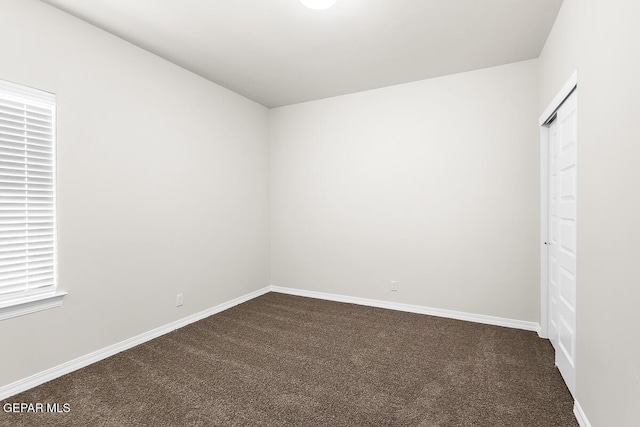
[271, 286, 541, 333]
[1, 284, 545, 400]
[573, 400, 592, 427]
[539, 69, 578, 340]
[0, 291, 68, 321]
[539, 70, 578, 126]
[539, 125, 550, 339]
[0, 286, 271, 400]
[0, 78, 55, 108]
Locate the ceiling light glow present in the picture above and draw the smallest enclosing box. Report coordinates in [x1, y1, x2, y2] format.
[300, 0, 338, 10]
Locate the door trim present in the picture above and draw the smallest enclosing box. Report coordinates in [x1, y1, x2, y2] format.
[539, 70, 578, 339]
[539, 70, 578, 126]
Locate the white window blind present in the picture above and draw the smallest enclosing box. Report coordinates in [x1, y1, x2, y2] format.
[0, 80, 56, 303]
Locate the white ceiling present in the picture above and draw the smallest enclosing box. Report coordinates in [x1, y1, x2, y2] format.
[41, 0, 563, 108]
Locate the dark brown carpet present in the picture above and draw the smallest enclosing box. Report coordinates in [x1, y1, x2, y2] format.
[1, 292, 577, 426]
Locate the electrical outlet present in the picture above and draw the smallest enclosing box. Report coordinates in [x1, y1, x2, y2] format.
[176, 293, 183, 307]
[391, 280, 398, 292]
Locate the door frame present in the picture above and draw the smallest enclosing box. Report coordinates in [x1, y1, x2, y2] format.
[539, 70, 578, 339]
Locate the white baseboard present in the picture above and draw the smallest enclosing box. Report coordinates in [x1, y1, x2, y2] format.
[1, 285, 543, 400]
[271, 285, 542, 333]
[0, 286, 271, 401]
[573, 400, 592, 427]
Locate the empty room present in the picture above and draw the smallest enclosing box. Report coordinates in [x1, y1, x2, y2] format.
[0, 0, 638, 425]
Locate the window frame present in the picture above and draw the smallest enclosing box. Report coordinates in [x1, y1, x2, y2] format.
[0, 79, 66, 321]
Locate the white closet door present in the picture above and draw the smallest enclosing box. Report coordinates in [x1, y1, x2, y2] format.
[548, 90, 577, 396]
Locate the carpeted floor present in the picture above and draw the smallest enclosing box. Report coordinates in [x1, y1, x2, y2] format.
[1, 292, 577, 426]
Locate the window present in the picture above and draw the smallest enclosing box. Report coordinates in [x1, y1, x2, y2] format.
[0, 79, 65, 321]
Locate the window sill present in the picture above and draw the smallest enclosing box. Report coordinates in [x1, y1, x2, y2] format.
[0, 291, 68, 321]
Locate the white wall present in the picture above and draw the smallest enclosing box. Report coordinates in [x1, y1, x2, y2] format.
[0, 0, 269, 388]
[539, 0, 640, 424]
[538, 0, 581, 112]
[270, 60, 540, 322]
